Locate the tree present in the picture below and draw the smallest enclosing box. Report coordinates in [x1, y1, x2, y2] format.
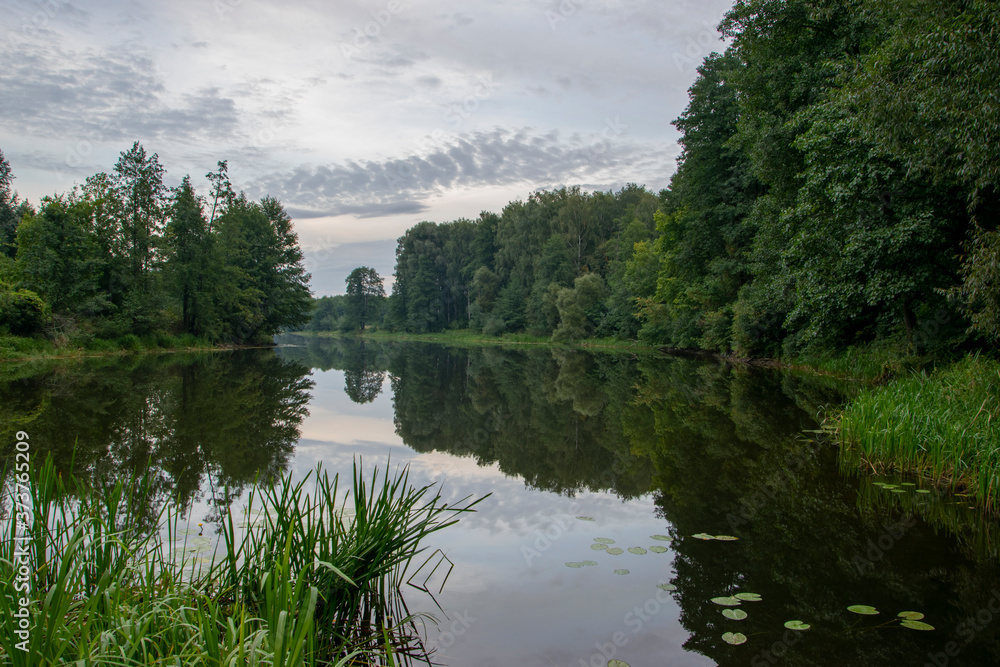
[164, 177, 216, 336]
[345, 266, 385, 331]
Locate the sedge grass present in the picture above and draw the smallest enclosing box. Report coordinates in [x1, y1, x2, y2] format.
[1, 454, 484, 666]
[837, 354, 1000, 511]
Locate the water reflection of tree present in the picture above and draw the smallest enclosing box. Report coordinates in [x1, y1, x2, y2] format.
[0, 350, 314, 514]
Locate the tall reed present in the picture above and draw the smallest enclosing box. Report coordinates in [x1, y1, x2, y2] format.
[0, 454, 483, 665]
[838, 354, 1000, 511]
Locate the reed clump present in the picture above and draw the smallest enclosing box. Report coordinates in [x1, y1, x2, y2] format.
[1, 455, 483, 666]
[838, 354, 1000, 510]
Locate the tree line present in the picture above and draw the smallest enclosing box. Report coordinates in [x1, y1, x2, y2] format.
[314, 0, 998, 360]
[0, 143, 312, 345]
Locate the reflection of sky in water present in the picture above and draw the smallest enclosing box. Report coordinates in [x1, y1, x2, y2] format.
[287, 366, 712, 667]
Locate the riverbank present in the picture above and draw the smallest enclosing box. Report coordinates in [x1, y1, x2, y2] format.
[293, 328, 659, 352]
[0, 333, 270, 362]
[835, 354, 1000, 511]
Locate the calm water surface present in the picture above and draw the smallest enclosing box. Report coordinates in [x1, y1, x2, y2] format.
[2, 335, 999, 666]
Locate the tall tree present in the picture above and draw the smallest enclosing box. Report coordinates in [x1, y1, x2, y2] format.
[344, 266, 385, 331]
[164, 177, 216, 336]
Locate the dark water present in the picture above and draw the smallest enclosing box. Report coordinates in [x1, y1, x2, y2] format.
[2, 336, 999, 666]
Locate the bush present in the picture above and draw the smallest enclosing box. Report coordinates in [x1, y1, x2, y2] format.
[0, 283, 49, 336]
[118, 334, 143, 351]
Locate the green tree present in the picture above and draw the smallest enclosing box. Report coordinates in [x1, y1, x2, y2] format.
[164, 176, 217, 336]
[344, 266, 385, 331]
[0, 148, 31, 260]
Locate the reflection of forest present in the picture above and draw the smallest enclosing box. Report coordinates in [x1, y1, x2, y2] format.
[0, 350, 313, 511]
[282, 336, 1000, 666]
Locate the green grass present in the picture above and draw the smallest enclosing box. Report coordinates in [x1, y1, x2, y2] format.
[837, 354, 1000, 510]
[0, 333, 222, 361]
[293, 328, 655, 351]
[1, 454, 484, 665]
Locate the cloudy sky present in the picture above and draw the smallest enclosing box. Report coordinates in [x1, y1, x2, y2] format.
[0, 0, 733, 294]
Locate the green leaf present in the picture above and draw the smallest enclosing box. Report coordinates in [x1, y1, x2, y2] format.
[712, 596, 742, 606]
[594, 537, 616, 544]
[713, 535, 739, 541]
[901, 620, 935, 631]
[579, 560, 598, 566]
[723, 609, 748, 620]
[591, 543, 609, 551]
[847, 605, 879, 615]
[614, 569, 630, 575]
[565, 562, 585, 568]
[734, 593, 761, 602]
[628, 547, 647, 555]
[692, 533, 715, 540]
[650, 535, 671, 542]
[605, 547, 624, 555]
[576, 516, 595, 521]
[784, 620, 810, 630]
[649, 545, 669, 553]
[657, 583, 677, 591]
[898, 611, 924, 620]
[608, 661, 630, 667]
[722, 632, 747, 645]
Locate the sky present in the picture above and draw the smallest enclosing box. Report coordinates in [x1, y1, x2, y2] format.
[0, 0, 734, 295]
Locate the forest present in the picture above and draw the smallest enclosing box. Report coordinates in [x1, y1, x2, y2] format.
[316, 0, 999, 366]
[0, 143, 312, 349]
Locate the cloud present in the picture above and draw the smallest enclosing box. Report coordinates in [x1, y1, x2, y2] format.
[250, 126, 670, 219]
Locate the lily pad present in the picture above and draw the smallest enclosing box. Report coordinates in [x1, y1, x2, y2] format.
[692, 533, 715, 540]
[847, 605, 879, 615]
[576, 516, 596, 521]
[901, 482, 916, 487]
[916, 489, 931, 494]
[714, 535, 739, 541]
[784, 620, 811, 631]
[891, 489, 906, 493]
[657, 583, 677, 591]
[565, 562, 586, 568]
[606, 547, 624, 555]
[614, 569, 630, 575]
[722, 609, 748, 621]
[608, 661, 630, 667]
[580, 560, 598, 566]
[649, 545, 669, 554]
[898, 611, 925, 620]
[650, 534, 671, 542]
[722, 632, 747, 645]
[734, 593, 762, 602]
[628, 547, 647, 555]
[711, 596, 742, 607]
[591, 543, 609, 551]
[594, 537, 616, 544]
[901, 619, 935, 631]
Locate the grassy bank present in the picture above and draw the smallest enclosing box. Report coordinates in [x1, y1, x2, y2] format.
[1, 455, 482, 666]
[837, 354, 1000, 511]
[292, 328, 657, 351]
[0, 332, 240, 361]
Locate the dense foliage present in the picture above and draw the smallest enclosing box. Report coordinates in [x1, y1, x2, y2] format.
[316, 0, 998, 360]
[0, 145, 312, 345]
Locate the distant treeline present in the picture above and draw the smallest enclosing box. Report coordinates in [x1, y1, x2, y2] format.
[311, 0, 999, 359]
[0, 143, 312, 346]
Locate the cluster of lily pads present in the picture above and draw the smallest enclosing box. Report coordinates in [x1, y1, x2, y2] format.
[874, 480, 931, 494]
[847, 605, 935, 631]
[565, 532, 673, 573]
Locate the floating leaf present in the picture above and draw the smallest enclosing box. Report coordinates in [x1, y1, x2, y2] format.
[693, 533, 715, 540]
[649, 545, 669, 554]
[712, 596, 742, 607]
[608, 661, 630, 667]
[605, 547, 624, 555]
[614, 569, 630, 575]
[734, 593, 762, 602]
[628, 547, 647, 555]
[916, 489, 931, 494]
[891, 489, 906, 493]
[901, 620, 935, 631]
[901, 482, 916, 487]
[784, 620, 810, 631]
[576, 516, 595, 521]
[898, 611, 925, 620]
[650, 535, 671, 542]
[591, 543, 609, 551]
[580, 560, 598, 566]
[565, 562, 585, 568]
[723, 609, 748, 621]
[657, 583, 677, 591]
[714, 535, 739, 541]
[594, 537, 616, 544]
[722, 632, 747, 645]
[847, 605, 879, 615]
